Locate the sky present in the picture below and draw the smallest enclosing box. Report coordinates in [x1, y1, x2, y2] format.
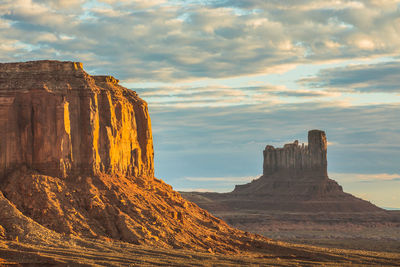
[0, 0, 399, 209]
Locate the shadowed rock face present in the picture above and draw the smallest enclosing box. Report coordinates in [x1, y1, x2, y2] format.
[232, 130, 341, 199]
[263, 130, 327, 176]
[0, 60, 153, 180]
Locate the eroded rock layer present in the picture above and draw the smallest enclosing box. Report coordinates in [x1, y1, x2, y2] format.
[0, 60, 153, 180]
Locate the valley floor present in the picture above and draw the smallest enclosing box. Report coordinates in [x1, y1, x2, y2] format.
[217, 210, 400, 254]
[0, 236, 399, 266]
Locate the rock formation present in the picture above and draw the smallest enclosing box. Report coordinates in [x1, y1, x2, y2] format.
[0, 60, 276, 253]
[182, 130, 382, 212]
[181, 131, 399, 252]
[0, 60, 153, 180]
[231, 130, 343, 200]
[263, 130, 327, 176]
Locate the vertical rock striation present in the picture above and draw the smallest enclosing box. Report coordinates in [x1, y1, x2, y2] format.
[232, 130, 338, 196]
[263, 130, 327, 176]
[0, 60, 154, 180]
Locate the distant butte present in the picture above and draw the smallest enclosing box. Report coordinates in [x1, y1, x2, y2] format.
[181, 130, 382, 212]
[180, 131, 400, 253]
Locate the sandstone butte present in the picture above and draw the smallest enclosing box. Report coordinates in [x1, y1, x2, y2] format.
[182, 130, 383, 213]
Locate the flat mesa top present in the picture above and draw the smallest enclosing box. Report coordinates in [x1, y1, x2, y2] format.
[0, 60, 123, 92]
[0, 60, 84, 73]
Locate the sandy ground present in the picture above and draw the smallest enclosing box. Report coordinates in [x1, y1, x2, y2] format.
[0, 236, 400, 266]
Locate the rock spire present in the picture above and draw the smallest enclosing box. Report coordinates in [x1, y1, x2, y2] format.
[263, 130, 327, 176]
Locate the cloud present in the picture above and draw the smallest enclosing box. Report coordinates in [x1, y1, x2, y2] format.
[185, 176, 258, 182]
[175, 188, 213, 193]
[133, 84, 340, 108]
[174, 176, 260, 192]
[331, 172, 400, 182]
[331, 170, 400, 209]
[33, 0, 85, 9]
[1, 0, 400, 81]
[299, 61, 400, 93]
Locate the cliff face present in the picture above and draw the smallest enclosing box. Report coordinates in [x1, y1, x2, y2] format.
[0, 60, 153, 180]
[263, 130, 327, 176]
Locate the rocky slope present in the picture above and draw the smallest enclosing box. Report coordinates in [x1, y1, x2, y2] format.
[182, 130, 382, 212]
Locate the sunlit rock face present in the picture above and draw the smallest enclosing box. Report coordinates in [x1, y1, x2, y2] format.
[0, 60, 154, 180]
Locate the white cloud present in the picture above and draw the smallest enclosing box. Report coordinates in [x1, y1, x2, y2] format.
[1, 0, 400, 81]
[175, 188, 214, 193]
[299, 61, 400, 93]
[185, 176, 259, 182]
[331, 172, 400, 182]
[33, 0, 85, 9]
[133, 84, 342, 108]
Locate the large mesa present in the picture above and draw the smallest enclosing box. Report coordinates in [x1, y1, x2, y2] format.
[0, 60, 153, 180]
